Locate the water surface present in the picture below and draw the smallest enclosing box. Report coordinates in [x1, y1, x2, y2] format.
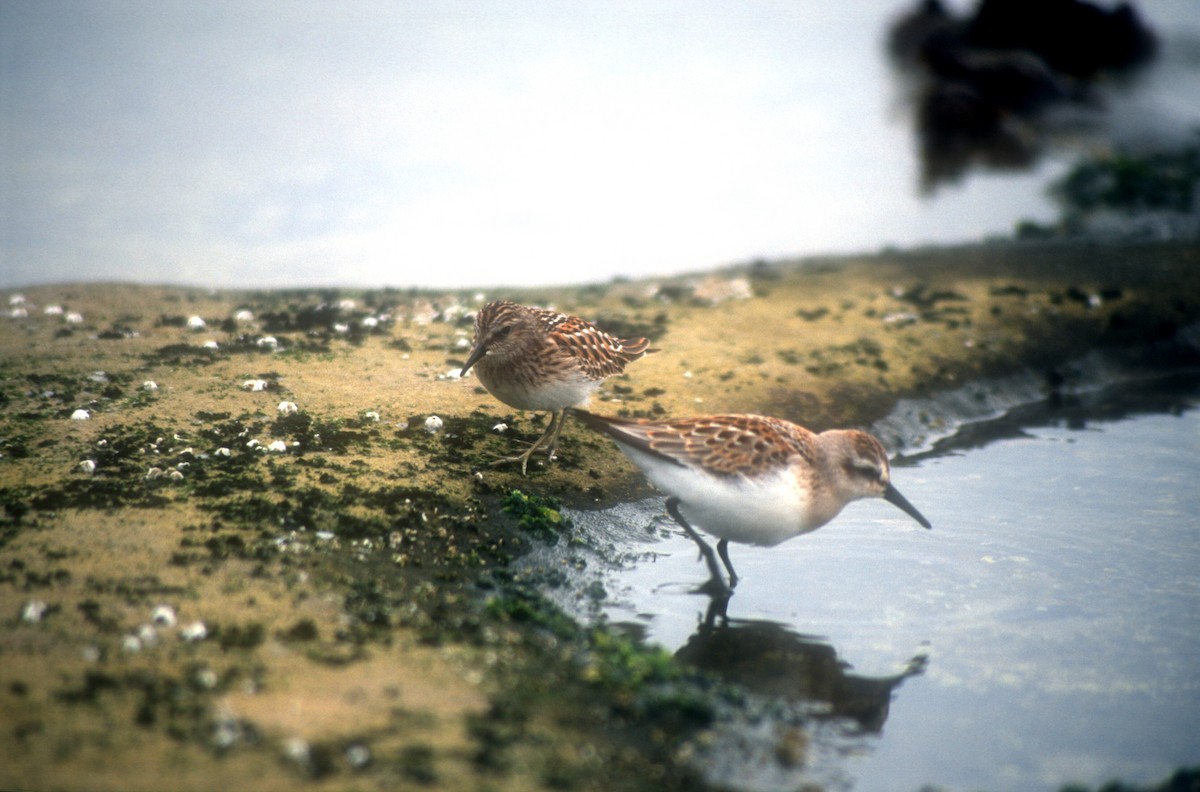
[528, 373, 1200, 790]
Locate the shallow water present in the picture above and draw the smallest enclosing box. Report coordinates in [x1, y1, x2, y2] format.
[529, 372, 1200, 791]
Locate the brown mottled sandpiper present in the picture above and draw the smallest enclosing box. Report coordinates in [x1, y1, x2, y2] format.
[572, 409, 931, 593]
[461, 301, 655, 474]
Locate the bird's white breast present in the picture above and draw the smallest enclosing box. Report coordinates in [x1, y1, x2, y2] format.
[622, 446, 812, 547]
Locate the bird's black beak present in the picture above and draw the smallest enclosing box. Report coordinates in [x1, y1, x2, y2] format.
[460, 344, 486, 377]
[884, 482, 932, 529]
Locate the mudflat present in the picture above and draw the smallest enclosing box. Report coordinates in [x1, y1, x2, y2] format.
[2, 240, 1197, 791]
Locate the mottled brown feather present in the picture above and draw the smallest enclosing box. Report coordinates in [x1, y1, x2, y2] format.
[572, 411, 818, 478]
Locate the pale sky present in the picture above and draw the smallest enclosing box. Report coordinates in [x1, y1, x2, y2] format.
[2, 1, 1196, 290]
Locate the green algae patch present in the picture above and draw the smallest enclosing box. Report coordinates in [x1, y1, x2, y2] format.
[3, 240, 1200, 791]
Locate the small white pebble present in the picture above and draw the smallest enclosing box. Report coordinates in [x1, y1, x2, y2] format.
[214, 447, 232, 457]
[345, 744, 371, 769]
[180, 621, 208, 642]
[202, 340, 220, 349]
[9, 307, 28, 319]
[361, 316, 379, 329]
[267, 440, 288, 453]
[245, 439, 261, 449]
[146, 467, 163, 480]
[283, 737, 311, 764]
[152, 605, 178, 627]
[423, 415, 444, 434]
[441, 368, 462, 381]
[9, 294, 26, 306]
[337, 298, 357, 311]
[363, 410, 380, 422]
[256, 336, 279, 350]
[65, 311, 84, 324]
[142, 381, 158, 391]
[277, 401, 298, 416]
[682, 371, 693, 379]
[187, 315, 207, 330]
[121, 635, 143, 653]
[234, 309, 254, 323]
[333, 322, 350, 334]
[194, 667, 219, 689]
[242, 379, 269, 392]
[315, 531, 335, 541]
[492, 423, 508, 433]
[137, 624, 159, 645]
[44, 304, 64, 315]
[168, 469, 185, 481]
[81, 645, 101, 663]
[21, 600, 48, 623]
[78, 459, 97, 474]
[70, 408, 91, 420]
[454, 337, 472, 350]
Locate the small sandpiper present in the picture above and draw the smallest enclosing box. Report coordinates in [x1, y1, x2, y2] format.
[572, 409, 931, 593]
[461, 301, 655, 474]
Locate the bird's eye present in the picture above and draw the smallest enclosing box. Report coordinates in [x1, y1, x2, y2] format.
[495, 325, 513, 339]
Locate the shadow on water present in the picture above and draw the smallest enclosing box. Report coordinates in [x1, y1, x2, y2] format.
[677, 593, 927, 734]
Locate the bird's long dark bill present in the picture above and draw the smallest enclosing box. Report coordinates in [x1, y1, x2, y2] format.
[884, 482, 932, 529]
[460, 345, 487, 377]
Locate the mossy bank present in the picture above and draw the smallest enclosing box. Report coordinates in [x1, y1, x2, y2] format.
[2, 240, 1198, 791]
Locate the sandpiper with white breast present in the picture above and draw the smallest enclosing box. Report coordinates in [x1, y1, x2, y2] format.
[572, 409, 931, 593]
[461, 301, 655, 474]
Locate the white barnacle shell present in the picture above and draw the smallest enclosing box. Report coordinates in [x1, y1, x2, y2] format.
[168, 469, 185, 481]
[256, 335, 279, 350]
[121, 634, 143, 653]
[277, 401, 298, 416]
[423, 415, 444, 434]
[78, 459, 97, 474]
[214, 446, 232, 457]
[180, 621, 208, 642]
[70, 408, 91, 420]
[22, 600, 48, 623]
[65, 311, 84, 324]
[202, 339, 220, 349]
[234, 309, 255, 323]
[142, 380, 159, 391]
[152, 604, 177, 627]
[44, 304, 64, 315]
[363, 410, 380, 422]
[187, 315, 207, 331]
[361, 316, 379, 329]
[492, 423, 508, 433]
[242, 379, 269, 392]
[145, 467, 163, 480]
[267, 440, 288, 453]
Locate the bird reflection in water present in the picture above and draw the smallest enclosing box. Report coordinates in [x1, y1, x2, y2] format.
[674, 593, 927, 734]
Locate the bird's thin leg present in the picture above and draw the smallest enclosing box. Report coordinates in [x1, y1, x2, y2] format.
[666, 497, 729, 595]
[541, 409, 568, 461]
[716, 539, 739, 590]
